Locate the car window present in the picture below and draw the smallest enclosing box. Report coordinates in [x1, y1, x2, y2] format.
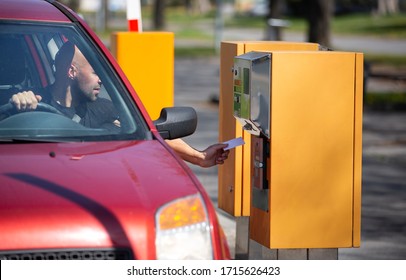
[0, 21, 150, 142]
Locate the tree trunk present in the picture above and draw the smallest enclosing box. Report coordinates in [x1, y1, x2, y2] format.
[195, 0, 212, 14]
[378, 0, 399, 15]
[306, 0, 333, 48]
[264, 0, 285, 41]
[185, 0, 192, 14]
[103, 0, 109, 32]
[153, 0, 166, 30]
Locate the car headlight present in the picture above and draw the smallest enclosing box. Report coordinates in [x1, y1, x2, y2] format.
[155, 194, 213, 260]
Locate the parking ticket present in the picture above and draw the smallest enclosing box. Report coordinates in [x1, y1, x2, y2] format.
[223, 137, 245, 150]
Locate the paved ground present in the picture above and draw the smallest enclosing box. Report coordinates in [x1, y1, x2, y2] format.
[173, 49, 406, 259]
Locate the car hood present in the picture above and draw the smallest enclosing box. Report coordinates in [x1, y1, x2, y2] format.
[0, 140, 200, 259]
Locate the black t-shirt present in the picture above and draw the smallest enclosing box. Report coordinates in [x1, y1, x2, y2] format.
[41, 87, 120, 131]
[49, 97, 119, 129]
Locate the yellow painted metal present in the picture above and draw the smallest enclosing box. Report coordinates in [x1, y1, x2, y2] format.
[218, 41, 320, 217]
[353, 53, 364, 247]
[248, 51, 363, 249]
[220, 42, 363, 248]
[110, 32, 174, 120]
[218, 42, 245, 216]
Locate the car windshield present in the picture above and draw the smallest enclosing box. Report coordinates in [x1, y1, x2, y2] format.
[0, 20, 150, 142]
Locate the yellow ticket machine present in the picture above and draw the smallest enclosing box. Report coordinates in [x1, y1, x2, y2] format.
[219, 42, 321, 259]
[219, 42, 320, 219]
[232, 50, 363, 251]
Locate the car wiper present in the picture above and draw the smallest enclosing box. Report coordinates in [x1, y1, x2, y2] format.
[0, 138, 65, 143]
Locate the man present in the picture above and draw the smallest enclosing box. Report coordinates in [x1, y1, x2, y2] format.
[12, 41, 119, 130]
[11, 42, 229, 167]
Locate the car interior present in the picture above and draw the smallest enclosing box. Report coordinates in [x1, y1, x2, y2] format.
[0, 36, 28, 105]
[0, 25, 147, 139]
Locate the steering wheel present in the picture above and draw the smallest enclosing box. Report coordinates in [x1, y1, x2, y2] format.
[0, 102, 65, 117]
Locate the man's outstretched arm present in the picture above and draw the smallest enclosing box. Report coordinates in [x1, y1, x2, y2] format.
[166, 138, 229, 168]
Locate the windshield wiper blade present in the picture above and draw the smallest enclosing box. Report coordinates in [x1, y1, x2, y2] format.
[0, 138, 64, 143]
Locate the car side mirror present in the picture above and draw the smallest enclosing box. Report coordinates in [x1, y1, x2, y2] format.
[153, 107, 197, 140]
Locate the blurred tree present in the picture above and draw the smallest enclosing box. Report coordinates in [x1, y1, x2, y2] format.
[59, 0, 109, 32]
[185, 0, 193, 14]
[153, 0, 212, 29]
[306, 0, 333, 47]
[193, 0, 212, 14]
[334, 0, 375, 14]
[58, 0, 80, 11]
[265, 0, 285, 40]
[377, 0, 399, 15]
[281, 0, 333, 46]
[153, 0, 166, 30]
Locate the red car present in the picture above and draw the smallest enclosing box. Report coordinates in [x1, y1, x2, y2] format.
[0, 0, 230, 260]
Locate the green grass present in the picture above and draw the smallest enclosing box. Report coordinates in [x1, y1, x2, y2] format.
[332, 13, 406, 39]
[364, 93, 406, 111]
[175, 28, 212, 39]
[225, 12, 406, 39]
[165, 7, 215, 22]
[175, 47, 216, 57]
[224, 14, 267, 28]
[365, 54, 406, 66]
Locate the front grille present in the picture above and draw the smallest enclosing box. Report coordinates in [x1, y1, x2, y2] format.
[0, 248, 133, 260]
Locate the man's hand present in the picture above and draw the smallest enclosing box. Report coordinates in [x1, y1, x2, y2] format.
[10, 91, 42, 111]
[200, 143, 230, 168]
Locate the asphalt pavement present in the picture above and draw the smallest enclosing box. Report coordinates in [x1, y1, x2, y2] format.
[173, 29, 406, 260]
